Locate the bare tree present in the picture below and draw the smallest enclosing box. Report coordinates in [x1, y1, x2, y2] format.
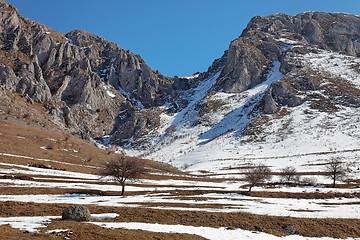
[324, 157, 349, 188]
[100, 156, 146, 196]
[244, 163, 272, 192]
[279, 166, 299, 183]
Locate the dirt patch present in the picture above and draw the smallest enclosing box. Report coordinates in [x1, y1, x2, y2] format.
[0, 222, 205, 240]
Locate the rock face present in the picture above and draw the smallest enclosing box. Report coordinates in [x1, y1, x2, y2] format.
[214, 12, 360, 93]
[62, 205, 91, 222]
[0, 0, 187, 140]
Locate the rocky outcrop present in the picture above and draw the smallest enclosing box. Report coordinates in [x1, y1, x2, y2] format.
[110, 107, 161, 146]
[215, 33, 280, 93]
[263, 90, 278, 114]
[270, 81, 302, 107]
[253, 12, 360, 54]
[212, 12, 360, 94]
[61, 29, 175, 108]
[0, 63, 17, 90]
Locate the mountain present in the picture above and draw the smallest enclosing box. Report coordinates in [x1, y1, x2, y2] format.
[0, 0, 188, 140]
[119, 12, 360, 174]
[1, 0, 360, 175]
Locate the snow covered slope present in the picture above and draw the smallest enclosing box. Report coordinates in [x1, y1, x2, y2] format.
[121, 26, 360, 180]
[129, 62, 284, 167]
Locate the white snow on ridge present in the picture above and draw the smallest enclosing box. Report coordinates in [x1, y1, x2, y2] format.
[180, 73, 200, 79]
[118, 87, 144, 109]
[106, 90, 115, 98]
[297, 50, 360, 87]
[103, 85, 117, 98]
[125, 71, 222, 159]
[173, 71, 222, 126]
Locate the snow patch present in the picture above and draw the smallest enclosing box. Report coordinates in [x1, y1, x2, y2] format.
[0, 216, 60, 232]
[91, 221, 357, 240]
[91, 213, 119, 220]
[118, 87, 144, 109]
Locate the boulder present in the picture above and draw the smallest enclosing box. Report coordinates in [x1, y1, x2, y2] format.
[62, 205, 91, 222]
[281, 224, 296, 234]
[263, 90, 278, 114]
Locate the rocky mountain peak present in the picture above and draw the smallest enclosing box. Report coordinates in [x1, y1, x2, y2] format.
[212, 12, 360, 94]
[244, 12, 360, 55]
[0, 0, 182, 141]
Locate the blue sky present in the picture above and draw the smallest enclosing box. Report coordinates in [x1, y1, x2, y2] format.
[6, 0, 360, 77]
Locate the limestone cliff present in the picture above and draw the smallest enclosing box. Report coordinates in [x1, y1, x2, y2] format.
[0, 0, 181, 140]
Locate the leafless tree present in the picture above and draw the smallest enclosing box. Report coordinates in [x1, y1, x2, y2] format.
[100, 156, 146, 196]
[324, 157, 349, 188]
[244, 163, 272, 192]
[279, 166, 299, 183]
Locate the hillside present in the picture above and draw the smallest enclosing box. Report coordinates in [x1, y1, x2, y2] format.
[116, 12, 360, 178]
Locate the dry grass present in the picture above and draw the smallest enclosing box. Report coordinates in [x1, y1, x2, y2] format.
[0, 119, 180, 177]
[0, 222, 204, 240]
[0, 201, 360, 239]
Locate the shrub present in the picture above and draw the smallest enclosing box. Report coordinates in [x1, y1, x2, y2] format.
[99, 156, 146, 196]
[244, 163, 272, 192]
[279, 166, 300, 183]
[324, 157, 350, 188]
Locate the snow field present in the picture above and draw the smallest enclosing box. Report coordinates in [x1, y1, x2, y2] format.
[113, 50, 360, 186]
[0, 159, 359, 219]
[0, 190, 359, 218]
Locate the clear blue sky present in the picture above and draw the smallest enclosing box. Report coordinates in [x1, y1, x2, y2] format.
[6, 0, 360, 77]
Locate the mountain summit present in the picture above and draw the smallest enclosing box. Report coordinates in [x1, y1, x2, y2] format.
[1, 0, 360, 174]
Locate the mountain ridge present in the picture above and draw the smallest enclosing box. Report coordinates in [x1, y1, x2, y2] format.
[0, 0, 190, 140]
[117, 11, 360, 174]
